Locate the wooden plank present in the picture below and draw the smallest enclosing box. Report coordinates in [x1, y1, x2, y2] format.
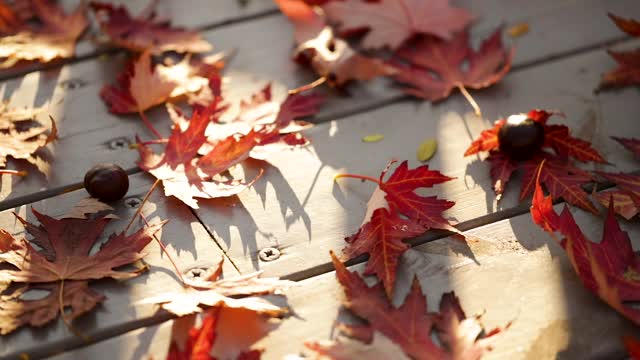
[0, 0, 637, 208]
[0, 0, 636, 207]
[0, 172, 233, 360]
[206, 0, 640, 121]
[193, 42, 640, 278]
[47, 205, 640, 360]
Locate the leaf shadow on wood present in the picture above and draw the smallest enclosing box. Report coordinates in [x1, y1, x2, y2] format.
[507, 207, 640, 359]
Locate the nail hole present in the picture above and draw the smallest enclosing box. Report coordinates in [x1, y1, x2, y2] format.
[59, 78, 88, 90]
[107, 137, 131, 150]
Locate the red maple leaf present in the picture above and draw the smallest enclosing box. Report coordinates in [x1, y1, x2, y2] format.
[330, 252, 507, 359]
[531, 169, 640, 326]
[137, 84, 324, 208]
[0, 208, 165, 334]
[100, 51, 221, 115]
[594, 172, 640, 220]
[166, 309, 264, 360]
[0, 0, 88, 68]
[465, 110, 604, 212]
[275, 0, 394, 86]
[598, 14, 640, 90]
[321, 0, 473, 50]
[337, 160, 457, 297]
[392, 28, 513, 102]
[91, 1, 212, 54]
[624, 336, 640, 360]
[612, 136, 640, 159]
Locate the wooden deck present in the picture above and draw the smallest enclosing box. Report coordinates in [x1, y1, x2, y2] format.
[1, 0, 639, 359]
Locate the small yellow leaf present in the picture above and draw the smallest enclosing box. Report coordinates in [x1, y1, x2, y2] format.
[507, 23, 529, 38]
[416, 138, 437, 162]
[362, 134, 384, 143]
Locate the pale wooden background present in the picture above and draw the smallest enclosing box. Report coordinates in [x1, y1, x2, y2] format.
[0, 1, 639, 359]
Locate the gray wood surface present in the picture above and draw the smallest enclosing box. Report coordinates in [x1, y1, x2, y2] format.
[0, 172, 233, 360]
[0, 0, 637, 215]
[48, 205, 640, 360]
[193, 44, 640, 279]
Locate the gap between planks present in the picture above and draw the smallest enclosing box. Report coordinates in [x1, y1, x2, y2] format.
[0, 34, 634, 213]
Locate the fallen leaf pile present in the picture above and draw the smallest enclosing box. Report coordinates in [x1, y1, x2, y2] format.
[275, 0, 512, 112]
[531, 165, 640, 325]
[136, 76, 324, 208]
[315, 252, 508, 359]
[0, 207, 165, 334]
[335, 160, 459, 297]
[0, 100, 57, 176]
[598, 14, 640, 90]
[465, 109, 606, 212]
[0, 0, 88, 67]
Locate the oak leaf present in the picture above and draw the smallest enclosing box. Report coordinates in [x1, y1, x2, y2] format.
[392, 28, 513, 101]
[465, 110, 604, 212]
[531, 170, 640, 326]
[598, 14, 640, 90]
[91, 1, 212, 54]
[0, 208, 165, 333]
[0, 0, 88, 68]
[322, 0, 473, 49]
[330, 252, 506, 359]
[276, 0, 394, 86]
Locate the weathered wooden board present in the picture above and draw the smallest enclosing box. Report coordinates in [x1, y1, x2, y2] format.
[207, 0, 640, 122]
[0, 172, 233, 360]
[47, 204, 640, 360]
[0, 0, 636, 209]
[0, 0, 278, 80]
[193, 43, 640, 278]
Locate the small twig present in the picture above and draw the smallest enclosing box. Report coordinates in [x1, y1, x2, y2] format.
[138, 110, 162, 139]
[288, 77, 327, 95]
[140, 213, 186, 286]
[456, 83, 482, 118]
[58, 279, 91, 342]
[124, 179, 160, 234]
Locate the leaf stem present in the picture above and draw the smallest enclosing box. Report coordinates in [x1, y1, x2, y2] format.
[0, 169, 27, 176]
[333, 173, 381, 186]
[288, 77, 327, 95]
[124, 179, 160, 235]
[58, 279, 91, 342]
[140, 212, 186, 286]
[456, 83, 482, 118]
[138, 110, 162, 139]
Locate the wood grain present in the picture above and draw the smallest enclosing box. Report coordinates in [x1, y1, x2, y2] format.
[193, 43, 640, 279]
[0, 0, 637, 208]
[47, 204, 640, 360]
[0, 172, 233, 360]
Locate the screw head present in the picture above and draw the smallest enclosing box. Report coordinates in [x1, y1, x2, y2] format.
[59, 78, 88, 90]
[107, 137, 131, 150]
[258, 247, 280, 262]
[123, 196, 142, 208]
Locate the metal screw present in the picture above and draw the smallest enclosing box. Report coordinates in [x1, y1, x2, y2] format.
[59, 78, 88, 90]
[258, 247, 280, 262]
[107, 137, 130, 150]
[124, 197, 141, 208]
[185, 267, 207, 280]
